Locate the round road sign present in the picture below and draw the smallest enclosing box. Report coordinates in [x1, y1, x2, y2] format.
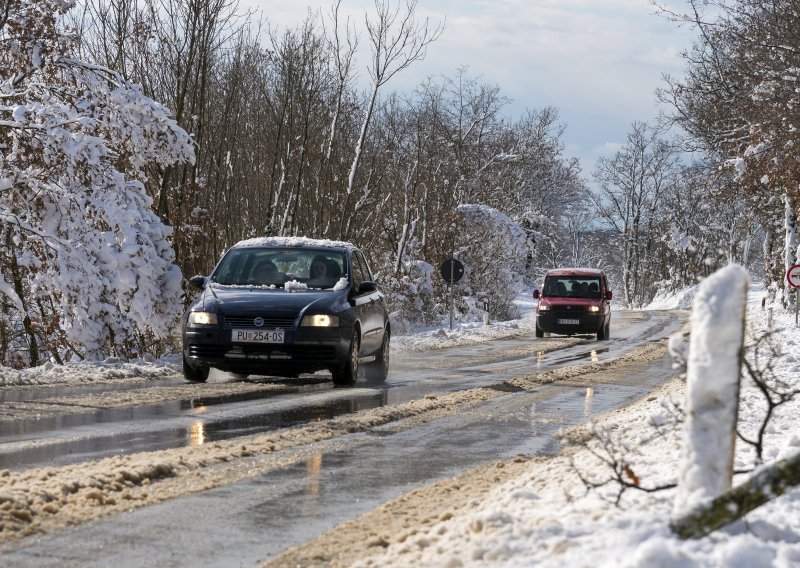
[440, 258, 464, 283]
[788, 264, 800, 289]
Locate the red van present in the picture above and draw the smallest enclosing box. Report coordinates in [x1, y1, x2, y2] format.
[532, 268, 612, 340]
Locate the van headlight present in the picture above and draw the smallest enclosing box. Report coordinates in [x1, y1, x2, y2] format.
[587, 306, 601, 313]
[537, 303, 550, 312]
[188, 311, 218, 326]
[301, 314, 339, 327]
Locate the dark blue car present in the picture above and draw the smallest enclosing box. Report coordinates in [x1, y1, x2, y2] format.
[182, 237, 390, 386]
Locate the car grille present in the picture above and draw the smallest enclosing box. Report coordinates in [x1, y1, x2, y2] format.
[189, 344, 336, 361]
[245, 345, 337, 361]
[222, 315, 297, 329]
[188, 345, 229, 358]
[551, 305, 587, 315]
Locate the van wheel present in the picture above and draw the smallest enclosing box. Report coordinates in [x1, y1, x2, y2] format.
[183, 357, 210, 382]
[597, 322, 610, 341]
[535, 323, 544, 338]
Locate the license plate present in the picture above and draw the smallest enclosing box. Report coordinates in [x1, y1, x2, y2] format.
[231, 329, 285, 343]
[557, 318, 580, 325]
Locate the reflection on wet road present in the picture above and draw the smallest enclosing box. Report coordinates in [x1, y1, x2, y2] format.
[0, 310, 690, 567]
[0, 347, 682, 568]
[0, 310, 685, 471]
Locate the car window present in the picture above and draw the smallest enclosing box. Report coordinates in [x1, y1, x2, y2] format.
[210, 248, 346, 289]
[543, 276, 602, 299]
[354, 251, 373, 281]
[351, 252, 366, 288]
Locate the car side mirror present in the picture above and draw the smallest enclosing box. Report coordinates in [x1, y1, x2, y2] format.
[532, 290, 540, 299]
[189, 275, 207, 290]
[358, 281, 378, 294]
[605, 290, 613, 301]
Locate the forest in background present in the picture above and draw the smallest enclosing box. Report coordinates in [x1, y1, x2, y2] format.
[0, 0, 798, 366]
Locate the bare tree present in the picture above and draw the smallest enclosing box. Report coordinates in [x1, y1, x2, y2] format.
[342, 0, 443, 240]
[592, 122, 680, 307]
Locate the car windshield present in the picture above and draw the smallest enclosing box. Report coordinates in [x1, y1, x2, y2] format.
[542, 276, 601, 299]
[210, 248, 347, 290]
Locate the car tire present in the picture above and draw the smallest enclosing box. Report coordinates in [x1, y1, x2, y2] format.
[535, 323, 544, 338]
[332, 332, 360, 387]
[367, 330, 390, 383]
[597, 321, 610, 341]
[183, 356, 210, 382]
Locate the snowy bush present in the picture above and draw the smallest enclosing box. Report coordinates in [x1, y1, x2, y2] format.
[0, 1, 194, 364]
[375, 242, 439, 333]
[378, 204, 530, 330]
[453, 204, 530, 321]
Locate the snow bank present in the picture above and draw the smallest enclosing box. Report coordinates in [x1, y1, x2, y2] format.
[0, 356, 181, 387]
[357, 279, 800, 568]
[643, 284, 699, 310]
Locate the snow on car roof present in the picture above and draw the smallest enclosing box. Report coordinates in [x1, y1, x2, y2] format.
[545, 267, 604, 277]
[233, 236, 356, 250]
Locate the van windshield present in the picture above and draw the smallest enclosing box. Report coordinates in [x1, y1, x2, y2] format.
[542, 276, 601, 299]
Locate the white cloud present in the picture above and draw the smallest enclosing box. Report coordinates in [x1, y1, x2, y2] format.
[241, 0, 696, 176]
[593, 141, 625, 157]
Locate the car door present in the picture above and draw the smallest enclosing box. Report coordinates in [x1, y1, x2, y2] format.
[351, 250, 384, 353]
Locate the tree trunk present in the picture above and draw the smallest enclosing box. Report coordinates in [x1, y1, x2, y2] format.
[5, 228, 38, 366]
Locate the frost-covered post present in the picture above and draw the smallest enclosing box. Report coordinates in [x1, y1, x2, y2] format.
[784, 194, 798, 310]
[672, 264, 748, 519]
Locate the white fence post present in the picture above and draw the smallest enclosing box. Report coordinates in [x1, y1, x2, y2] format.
[672, 264, 749, 518]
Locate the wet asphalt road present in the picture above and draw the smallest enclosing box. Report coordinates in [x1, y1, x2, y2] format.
[0, 310, 686, 566]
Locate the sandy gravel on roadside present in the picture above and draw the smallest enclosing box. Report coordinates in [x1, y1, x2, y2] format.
[266, 368, 684, 568]
[0, 338, 672, 550]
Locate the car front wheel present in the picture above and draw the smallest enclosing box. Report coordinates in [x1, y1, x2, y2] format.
[332, 332, 360, 387]
[535, 323, 544, 338]
[183, 356, 210, 382]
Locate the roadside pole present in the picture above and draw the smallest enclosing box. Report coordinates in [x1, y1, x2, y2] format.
[440, 258, 465, 332]
[479, 296, 489, 325]
[449, 268, 454, 330]
[787, 264, 800, 326]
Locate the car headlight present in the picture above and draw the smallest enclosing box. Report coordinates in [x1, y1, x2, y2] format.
[537, 303, 550, 312]
[188, 311, 218, 326]
[301, 314, 339, 327]
[587, 306, 601, 313]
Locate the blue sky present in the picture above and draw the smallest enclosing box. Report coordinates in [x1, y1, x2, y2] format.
[247, 0, 696, 179]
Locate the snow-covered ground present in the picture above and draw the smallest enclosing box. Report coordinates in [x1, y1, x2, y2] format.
[3, 279, 799, 568]
[355, 280, 800, 567]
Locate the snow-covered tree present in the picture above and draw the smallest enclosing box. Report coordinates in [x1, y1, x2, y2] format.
[0, 0, 194, 365]
[657, 0, 800, 298]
